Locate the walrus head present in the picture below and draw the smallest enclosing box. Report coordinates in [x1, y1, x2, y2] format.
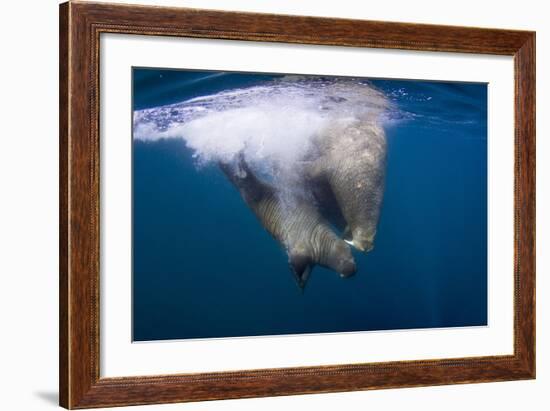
[288, 240, 356, 290]
[324, 241, 357, 278]
[344, 227, 376, 253]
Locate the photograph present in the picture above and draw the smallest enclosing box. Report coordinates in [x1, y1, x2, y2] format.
[132, 69, 488, 341]
[0, 0, 542, 409]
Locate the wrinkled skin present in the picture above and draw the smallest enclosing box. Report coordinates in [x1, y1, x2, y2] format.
[307, 120, 387, 253]
[220, 157, 356, 289]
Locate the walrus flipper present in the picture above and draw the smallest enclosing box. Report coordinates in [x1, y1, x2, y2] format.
[288, 251, 313, 290]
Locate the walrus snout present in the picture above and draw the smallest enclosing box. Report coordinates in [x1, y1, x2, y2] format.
[349, 239, 374, 253]
[326, 242, 357, 278]
[338, 258, 357, 278]
[345, 228, 376, 253]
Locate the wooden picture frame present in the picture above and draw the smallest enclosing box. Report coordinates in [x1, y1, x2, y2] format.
[59, 1, 535, 408]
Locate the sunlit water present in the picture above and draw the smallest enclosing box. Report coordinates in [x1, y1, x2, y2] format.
[132, 69, 487, 341]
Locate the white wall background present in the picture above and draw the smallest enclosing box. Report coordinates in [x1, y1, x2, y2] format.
[0, 0, 546, 410]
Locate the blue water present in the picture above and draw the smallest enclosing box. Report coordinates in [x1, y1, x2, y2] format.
[132, 68, 487, 341]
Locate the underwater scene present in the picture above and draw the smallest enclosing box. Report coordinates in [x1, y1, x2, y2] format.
[132, 68, 488, 341]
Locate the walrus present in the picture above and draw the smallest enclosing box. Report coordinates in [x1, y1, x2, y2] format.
[307, 119, 386, 253]
[220, 156, 357, 289]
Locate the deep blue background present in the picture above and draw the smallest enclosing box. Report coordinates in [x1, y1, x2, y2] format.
[132, 68, 488, 341]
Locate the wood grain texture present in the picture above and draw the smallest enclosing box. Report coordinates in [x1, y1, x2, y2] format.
[59, 2, 69, 407]
[514, 34, 536, 376]
[59, 1, 536, 408]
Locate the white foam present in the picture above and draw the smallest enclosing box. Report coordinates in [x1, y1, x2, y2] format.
[133, 77, 389, 168]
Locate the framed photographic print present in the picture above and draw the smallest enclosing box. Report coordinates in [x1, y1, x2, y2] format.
[59, 1, 535, 409]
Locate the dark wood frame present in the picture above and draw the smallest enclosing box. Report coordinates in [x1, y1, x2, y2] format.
[59, 1, 535, 409]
